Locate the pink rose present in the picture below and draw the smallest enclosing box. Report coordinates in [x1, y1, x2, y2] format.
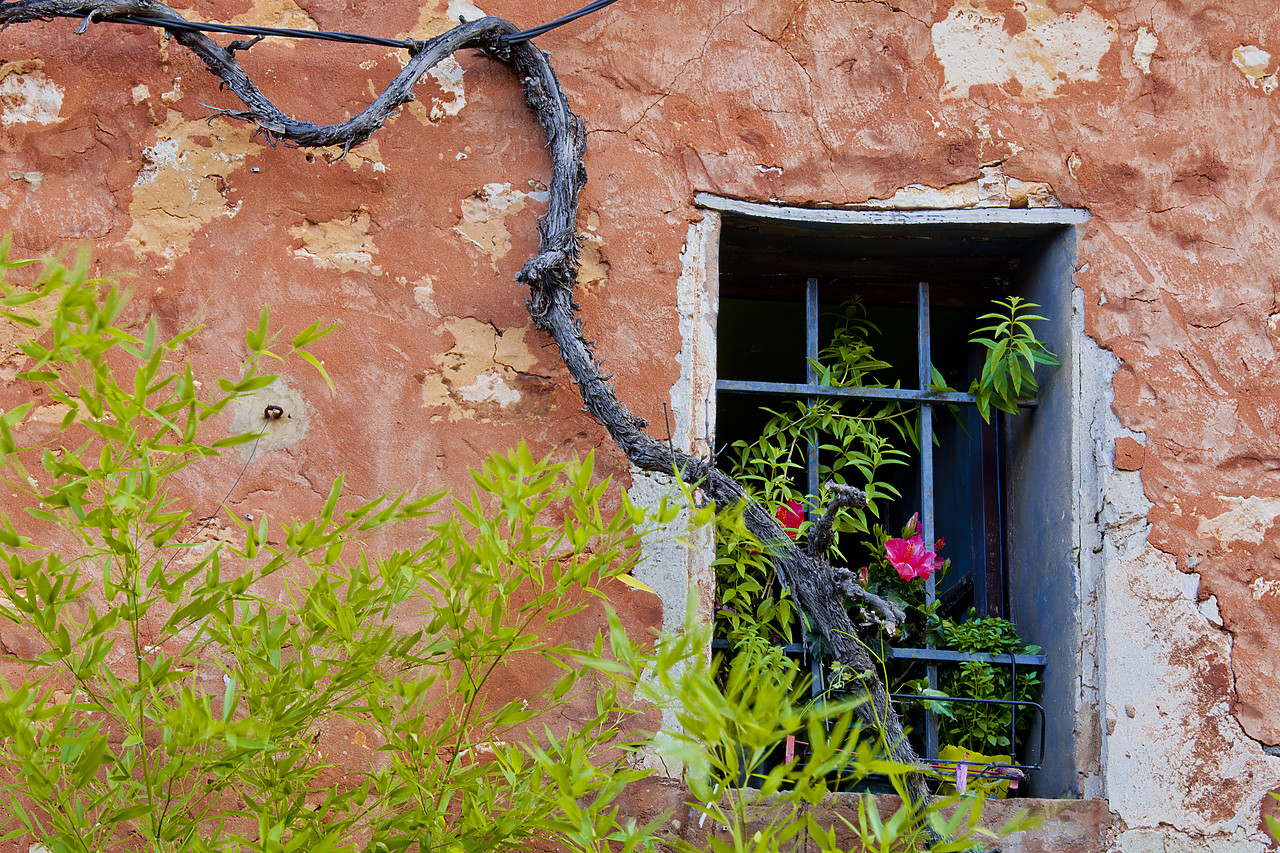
[885, 534, 939, 581]
[775, 500, 804, 539]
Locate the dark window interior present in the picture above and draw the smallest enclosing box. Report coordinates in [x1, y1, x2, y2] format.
[710, 204, 1083, 797]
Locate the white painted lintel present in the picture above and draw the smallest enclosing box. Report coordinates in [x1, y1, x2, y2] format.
[694, 192, 1091, 227]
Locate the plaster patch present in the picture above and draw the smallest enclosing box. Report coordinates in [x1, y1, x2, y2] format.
[0, 301, 48, 383]
[1103, 542, 1280, 837]
[124, 111, 262, 267]
[931, 0, 1117, 99]
[395, 13, 470, 124]
[1199, 594, 1223, 626]
[426, 57, 467, 121]
[857, 169, 1058, 210]
[289, 209, 382, 275]
[9, 170, 42, 192]
[1232, 45, 1278, 94]
[25, 403, 70, 427]
[860, 180, 980, 209]
[0, 61, 64, 126]
[401, 4, 457, 42]
[411, 275, 440, 315]
[230, 0, 317, 31]
[457, 371, 520, 407]
[453, 183, 548, 266]
[446, 0, 486, 21]
[302, 139, 385, 172]
[1250, 577, 1280, 601]
[576, 234, 609, 290]
[420, 317, 539, 421]
[227, 378, 310, 462]
[1195, 495, 1280, 546]
[131, 83, 151, 104]
[1133, 26, 1157, 74]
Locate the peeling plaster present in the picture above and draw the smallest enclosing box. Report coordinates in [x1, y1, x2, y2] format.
[1133, 26, 1157, 75]
[445, 0, 486, 21]
[1231, 45, 1278, 94]
[856, 164, 1058, 210]
[289, 209, 382, 275]
[1196, 496, 1280, 547]
[419, 317, 540, 422]
[229, 0, 317, 32]
[1250, 577, 1280, 602]
[1078, 308, 1280, 842]
[410, 274, 440, 315]
[577, 235, 609, 290]
[9, 170, 42, 192]
[1103, 537, 1280, 840]
[628, 214, 719, 778]
[931, 0, 1117, 99]
[397, 11, 469, 124]
[124, 111, 262, 267]
[426, 58, 468, 121]
[453, 182, 548, 267]
[0, 61, 63, 126]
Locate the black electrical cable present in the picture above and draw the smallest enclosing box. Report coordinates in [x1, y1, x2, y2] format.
[502, 0, 618, 42]
[54, 0, 620, 49]
[104, 14, 414, 49]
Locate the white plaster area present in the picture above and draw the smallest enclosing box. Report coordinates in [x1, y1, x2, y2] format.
[1072, 284, 1126, 802]
[457, 371, 520, 407]
[1196, 496, 1280, 547]
[1072, 287, 1280, 845]
[626, 216, 719, 777]
[427, 57, 468, 120]
[931, 0, 1117, 99]
[0, 70, 64, 126]
[671, 216, 719, 460]
[1101, 535, 1280, 847]
[631, 215, 719, 636]
[1133, 26, 1157, 75]
[446, 0, 485, 20]
[1232, 45, 1278, 94]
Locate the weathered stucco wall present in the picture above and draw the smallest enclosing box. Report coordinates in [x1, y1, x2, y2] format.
[2, 0, 1280, 849]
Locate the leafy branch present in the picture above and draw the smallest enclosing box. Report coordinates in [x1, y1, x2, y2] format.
[968, 296, 1059, 422]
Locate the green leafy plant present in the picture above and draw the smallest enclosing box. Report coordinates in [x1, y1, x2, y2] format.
[0, 244, 664, 853]
[717, 301, 909, 646]
[902, 612, 1042, 754]
[1265, 793, 1280, 845]
[645, 630, 1036, 852]
[968, 296, 1059, 422]
[716, 294, 1053, 777]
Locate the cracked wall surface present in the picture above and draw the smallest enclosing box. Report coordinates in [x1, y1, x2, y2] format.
[1, 0, 1279, 848]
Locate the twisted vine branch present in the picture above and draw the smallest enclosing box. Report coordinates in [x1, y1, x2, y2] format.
[0, 0, 933, 809]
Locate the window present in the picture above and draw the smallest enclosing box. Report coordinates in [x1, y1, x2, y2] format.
[698, 194, 1089, 798]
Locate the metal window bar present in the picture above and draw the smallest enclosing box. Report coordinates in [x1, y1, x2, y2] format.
[715, 279, 1042, 776]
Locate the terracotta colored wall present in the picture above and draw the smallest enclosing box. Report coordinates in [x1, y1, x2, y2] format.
[2, 0, 1280, 849]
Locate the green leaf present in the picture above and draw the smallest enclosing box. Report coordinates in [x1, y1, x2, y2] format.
[246, 305, 270, 353]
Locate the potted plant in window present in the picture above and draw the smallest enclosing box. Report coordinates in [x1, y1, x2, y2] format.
[713, 295, 1054, 794]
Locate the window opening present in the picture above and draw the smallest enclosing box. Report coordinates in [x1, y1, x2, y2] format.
[703, 196, 1088, 797]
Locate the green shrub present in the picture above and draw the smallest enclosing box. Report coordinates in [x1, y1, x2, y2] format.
[0, 244, 661, 853]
